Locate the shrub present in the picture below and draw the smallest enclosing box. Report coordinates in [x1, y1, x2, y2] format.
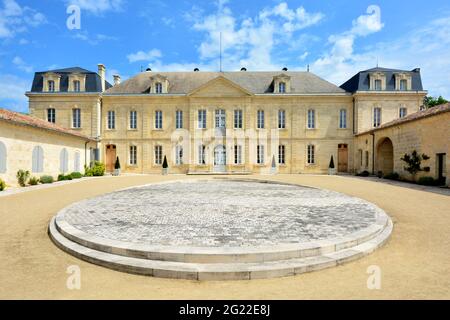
[85, 161, 105, 177]
[0, 178, 6, 191]
[162, 156, 168, 169]
[356, 171, 370, 177]
[58, 174, 73, 181]
[28, 176, 39, 186]
[384, 172, 400, 180]
[70, 172, 83, 179]
[40, 175, 54, 184]
[417, 177, 438, 186]
[16, 170, 30, 187]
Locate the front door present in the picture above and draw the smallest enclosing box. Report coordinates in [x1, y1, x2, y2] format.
[338, 144, 348, 173]
[214, 145, 226, 172]
[106, 145, 116, 172]
[437, 153, 446, 185]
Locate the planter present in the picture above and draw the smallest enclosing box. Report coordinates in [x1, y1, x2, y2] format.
[113, 169, 121, 176]
[162, 168, 168, 175]
[328, 168, 337, 175]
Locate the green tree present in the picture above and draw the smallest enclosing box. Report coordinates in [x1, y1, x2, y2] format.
[424, 96, 448, 108]
[400, 150, 430, 181]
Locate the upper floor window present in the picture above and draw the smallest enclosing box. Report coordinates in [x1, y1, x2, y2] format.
[278, 109, 286, 129]
[215, 109, 226, 129]
[374, 79, 382, 91]
[307, 144, 315, 164]
[198, 110, 207, 129]
[400, 79, 407, 91]
[234, 145, 242, 165]
[73, 80, 81, 92]
[154, 145, 163, 165]
[307, 109, 315, 129]
[48, 80, 55, 92]
[32, 146, 44, 173]
[373, 107, 382, 127]
[257, 110, 265, 129]
[198, 144, 206, 165]
[130, 111, 137, 129]
[129, 146, 137, 165]
[155, 82, 163, 94]
[47, 108, 56, 123]
[155, 110, 163, 129]
[278, 145, 286, 164]
[399, 107, 407, 118]
[175, 145, 183, 165]
[107, 110, 115, 129]
[279, 82, 286, 93]
[257, 145, 265, 164]
[234, 109, 243, 129]
[72, 108, 81, 128]
[175, 110, 183, 129]
[339, 109, 347, 129]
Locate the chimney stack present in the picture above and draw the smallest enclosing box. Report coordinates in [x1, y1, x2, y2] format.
[113, 74, 121, 86]
[98, 64, 106, 92]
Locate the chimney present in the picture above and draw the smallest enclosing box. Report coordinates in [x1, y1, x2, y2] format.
[113, 74, 121, 86]
[98, 64, 106, 92]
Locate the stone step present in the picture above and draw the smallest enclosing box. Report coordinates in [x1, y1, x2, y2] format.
[49, 217, 392, 280]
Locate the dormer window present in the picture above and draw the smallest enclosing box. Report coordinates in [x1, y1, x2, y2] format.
[48, 80, 55, 92]
[273, 74, 291, 93]
[149, 75, 168, 94]
[374, 79, 382, 91]
[155, 82, 163, 94]
[279, 82, 286, 93]
[73, 80, 81, 92]
[395, 73, 412, 91]
[369, 72, 385, 91]
[400, 79, 407, 91]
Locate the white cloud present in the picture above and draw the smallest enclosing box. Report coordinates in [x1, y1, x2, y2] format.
[0, 0, 46, 38]
[66, 0, 123, 14]
[12, 56, 33, 73]
[72, 31, 117, 45]
[127, 49, 162, 63]
[0, 74, 29, 112]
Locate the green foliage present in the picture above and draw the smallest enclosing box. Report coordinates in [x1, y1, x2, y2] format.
[84, 161, 105, 177]
[329, 156, 335, 169]
[401, 150, 430, 180]
[417, 177, 439, 186]
[58, 174, 73, 181]
[162, 156, 168, 169]
[40, 175, 54, 184]
[0, 178, 6, 191]
[16, 170, 30, 187]
[70, 172, 83, 179]
[424, 96, 448, 108]
[114, 157, 121, 170]
[28, 176, 39, 186]
[384, 172, 400, 180]
[356, 171, 370, 177]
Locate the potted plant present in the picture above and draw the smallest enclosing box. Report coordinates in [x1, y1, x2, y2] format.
[162, 156, 168, 175]
[114, 156, 121, 176]
[270, 155, 277, 174]
[328, 156, 336, 175]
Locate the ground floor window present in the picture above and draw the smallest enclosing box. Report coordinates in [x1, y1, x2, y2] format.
[0, 141, 6, 173]
[198, 145, 206, 165]
[129, 146, 137, 165]
[60, 148, 69, 173]
[257, 145, 265, 164]
[365, 151, 369, 168]
[175, 145, 183, 165]
[155, 145, 163, 165]
[307, 145, 315, 164]
[32, 146, 44, 173]
[278, 145, 285, 164]
[359, 149, 363, 167]
[74, 151, 81, 172]
[234, 145, 242, 165]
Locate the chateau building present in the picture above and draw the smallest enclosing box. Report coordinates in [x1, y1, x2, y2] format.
[10, 64, 445, 185]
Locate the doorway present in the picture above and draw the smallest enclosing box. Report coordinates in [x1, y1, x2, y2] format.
[214, 145, 226, 172]
[437, 153, 446, 185]
[106, 144, 116, 172]
[338, 144, 348, 173]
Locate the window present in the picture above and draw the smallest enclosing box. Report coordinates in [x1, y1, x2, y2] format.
[130, 111, 137, 129]
[155, 145, 163, 165]
[257, 110, 264, 129]
[176, 110, 183, 129]
[374, 79, 382, 91]
[198, 145, 206, 165]
[279, 82, 286, 93]
[72, 108, 81, 128]
[307, 145, 315, 164]
[339, 109, 347, 129]
[74, 152, 81, 172]
[307, 109, 315, 129]
[373, 107, 382, 127]
[155, 110, 163, 129]
[48, 80, 55, 92]
[215, 109, 226, 128]
[278, 109, 286, 129]
[400, 79, 407, 91]
[107, 111, 115, 129]
[198, 110, 207, 129]
[278, 145, 285, 165]
[365, 151, 369, 168]
[32, 146, 44, 173]
[234, 109, 243, 129]
[47, 108, 56, 123]
[73, 80, 81, 92]
[155, 82, 163, 94]
[60, 148, 69, 173]
[175, 145, 183, 165]
[0, 141, 7, 173]
[129, 146, 137, 165]
[399, 107, 407, 118]
[257, 145, 264, 164]
[234, 145, 242, 165]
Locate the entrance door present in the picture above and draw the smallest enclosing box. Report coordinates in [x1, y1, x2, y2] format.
[338, 144, 348, 173]
[106, 145, 116, 172]
[437, 153, 446, 185]
[214, 145, 226, 172]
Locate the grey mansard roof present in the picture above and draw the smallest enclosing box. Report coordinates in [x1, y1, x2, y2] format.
[105, 71, 347, 95]
[30, 67, 112, 93]
[340, 67, 424, 92]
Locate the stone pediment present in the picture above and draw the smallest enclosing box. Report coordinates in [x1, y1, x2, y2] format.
[188, 76, 253, 97]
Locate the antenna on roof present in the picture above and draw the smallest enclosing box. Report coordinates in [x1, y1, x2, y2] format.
[219, 32, 223, 72]
[376, 56, 379, 68]
[307, 64, 310, 72]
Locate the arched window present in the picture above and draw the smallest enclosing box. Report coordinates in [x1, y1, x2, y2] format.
[32, 146, 44, 173]
[74, 151, 81, 172]
[0, 141, 6, 173]
[60, 148, 69, 173]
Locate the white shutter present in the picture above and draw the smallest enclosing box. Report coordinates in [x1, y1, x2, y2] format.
[0, 141, 6, 173]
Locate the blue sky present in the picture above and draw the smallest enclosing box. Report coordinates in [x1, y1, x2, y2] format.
[1, 0, 450, 112]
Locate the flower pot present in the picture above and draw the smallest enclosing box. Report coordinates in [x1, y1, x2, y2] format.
[113, 169, 121, 176]
[162, 168, 168, 175]
[328, 168, 337, 175]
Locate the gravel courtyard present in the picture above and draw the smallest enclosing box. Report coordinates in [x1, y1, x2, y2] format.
[0, 174, 449, 299]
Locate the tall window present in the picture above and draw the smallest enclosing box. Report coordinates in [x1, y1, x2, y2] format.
[129, 146, 137, 165]
[47, 108, 56, 123]
[257, 145, 264, 164]
[72, 108, 81, 128]
[365, 151, 369, 168]
[278, 145, 285, 164]
[74, 151, 81, 172]
[0, 141, 6, 173]
[107, 110, 115, 129]
[176, 110, 183, 129]
[307, 109, 315, 129]
[73, 80, 81, 92]
[400, 79, 407, 91]
[234, 145, 242, 165]
[48, 80, 55, 92]
[307, 145, 315, 164]
[60, 148, 69, 173]
[155, 82, 163, 94]
[175, 145, 183, 165]
[374, 79, 382, 91]
[399, 107, 407, 118]
[154, 145, 163, 165]
[215, 109, 226, 128]
[32, 146, 44, 173]
[373, 107, 382, 127]
[155, 110, 163, 129]
[278, 109, 286, 129]
[130, 111, 137, 129]
[198, 110, 207, 129]
[279, 82, 286, 93]
[198, 145, 206, 165]
[359, 149, 363, 167]
[257, 110, 264, 129]
[339, 109, 347, 129]
[234, 109, 243, 129]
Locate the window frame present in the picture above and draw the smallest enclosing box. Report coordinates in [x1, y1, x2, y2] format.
[307, 144, 315, 165]
[257, 110, 265, 129]
[154, 145, 163, 165]
[73, 80, 81, 92]
[32, 146, 44, 173]
[307, 109, 316, 129]
[129, 110, 137, 130]
[47, 108, 56, 123]
[175, 145, 183, 165]
[198, 144, 206, 165]
[374, 79, 382, 91]
[373, 107, 382, 128]
[234, 109, 243, 129]
[48, 80, 55, 92]
[279, 82, 286, 93]
[129, 145, 137, 166]
[107, 110, 115, 130]
[198, 110, 207, 129]
[234, 145, 242, 165]
[175, 110, 183, 129]
[399, 107, 407, 118]
[278, 109, 286, 129]
[155, 110, 163, 129]
[72, 108, 81, 129]
[278, 145, 286, 165]
[339, 109, 347, 129]
[257, 145, 265, 164]
[400, 79, 408, 91]
[155, 82, 163, 94]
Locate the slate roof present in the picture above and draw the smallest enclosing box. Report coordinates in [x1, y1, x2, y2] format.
[0, 108, 95, 141]
[356, 103, 450, 136]
[105, 71, 347, 95]
[30, 67, 112, 93]
[340, 67, 423, 93]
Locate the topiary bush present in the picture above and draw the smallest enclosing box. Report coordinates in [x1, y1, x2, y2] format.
[417, 177, 438, 186]
[0, 178, 6, 191]
[28, 176, 39, 186]
[70, 172, 83, 179]
[40, 175, 54, 184]
[16, 170, 30, 187]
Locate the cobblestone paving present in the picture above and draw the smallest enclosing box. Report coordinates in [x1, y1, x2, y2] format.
[61, 180, 378, 247]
